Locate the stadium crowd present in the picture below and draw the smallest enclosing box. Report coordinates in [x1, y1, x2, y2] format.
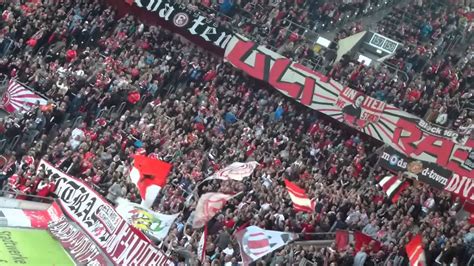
[0, 0, 473, 266]
[328, 1, 474, 129]
[193, 0, 474, 130]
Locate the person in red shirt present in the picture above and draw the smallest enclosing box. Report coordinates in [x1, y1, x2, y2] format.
[66, 45, 78, 62]
[127, 90, 141, 104]
[36, 178, 51, 197]
[16, 180, 33, 200]
[223, 216, 235, 229]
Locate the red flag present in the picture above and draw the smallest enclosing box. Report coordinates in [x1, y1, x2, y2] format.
[406, 234, 426, 266]
[354, 231, 381, 253]
[284, 179, 314, 213]
[335, 230, 350, 252]
[130, 155, 172, 208]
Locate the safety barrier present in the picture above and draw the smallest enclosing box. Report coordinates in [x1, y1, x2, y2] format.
[0, 190, 55, 203]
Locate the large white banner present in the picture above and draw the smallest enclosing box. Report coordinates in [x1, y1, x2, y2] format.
[207, 161, 259, 181]
[38, 160, 171, 265]
[115, 198, 178, 241]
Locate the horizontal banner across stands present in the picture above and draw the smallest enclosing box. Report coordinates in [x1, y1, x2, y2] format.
[379, 146, 452, 190]
[109, 0, 232, 55]
[379, 146, 473, 202]
[224, 34, 474, 180]
[37, 159, 171, 266]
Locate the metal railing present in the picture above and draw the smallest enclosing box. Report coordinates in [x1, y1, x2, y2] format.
[0, 189, 55, 203]
[379, 60, 410, 83]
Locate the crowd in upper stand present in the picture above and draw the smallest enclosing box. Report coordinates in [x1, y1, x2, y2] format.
[189, 0, 473, 130]
[0, 0, 473, 266]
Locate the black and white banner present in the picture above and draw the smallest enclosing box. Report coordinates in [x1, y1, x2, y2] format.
[49, 216, 109, 266]
[129, 0, 232, 49]
[38, 160, 171, 266]
[379, 146, 452, 190]
[412, 118, 472, 145]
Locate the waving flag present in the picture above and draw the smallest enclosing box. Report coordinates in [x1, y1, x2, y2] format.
[377, 175, 410, 203]
[354, 231, 382, 253]
[235, 226, 296, 265]
[130, 155, 172, 208]
[207, 161, 259, 181]
[192, 192, 234, 228]
[406, 234, 426, 266]
[284, 179, 315, 213]
[1, 79, 47, 113]
[115, 198, 178, 241]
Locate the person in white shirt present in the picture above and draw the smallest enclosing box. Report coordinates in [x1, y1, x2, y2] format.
[435, 107, 448, 126]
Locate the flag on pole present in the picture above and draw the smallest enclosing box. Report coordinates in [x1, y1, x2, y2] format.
[235, 226, 296, 265]
[1, 79, 48, 113]
[377, 175, 409, 203]
[406, 234, 426, 266]
[207, 161, 259, 181]
[115, 198, 178, 241]
[130, 155, 172, 208]
[197, 225, 208, 262]
[283, 179, 315, 213]
[192, 192, 234, 228]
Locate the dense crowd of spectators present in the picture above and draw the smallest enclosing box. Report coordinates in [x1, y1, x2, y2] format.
[196, 0, 395, 38]
[328, 1, 473, 129]
[0, 0, 473, 266]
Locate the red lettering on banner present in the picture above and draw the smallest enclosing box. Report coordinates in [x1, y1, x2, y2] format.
[394, 119, 473, 178]
[226, 39, 267, 81]
[364, 97, 385, 112]
[134, 249, 152, 265]
[393, 119, 421, 155]
[336, 99, 345, 108]
[342, 87, 357, 100]
[115, 232, 141, 265]
[268, 58, 315, 105]
[415, 135, 454, 168]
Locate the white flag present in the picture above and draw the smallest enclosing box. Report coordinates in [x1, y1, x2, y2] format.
[192, 192, 234, 228]
[208, 161, 259, 181]
[115, 198, 178, 241]
[235, 226, 297, 265]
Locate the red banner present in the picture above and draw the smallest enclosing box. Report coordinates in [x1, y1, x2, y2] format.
[224, 34, 474, 180]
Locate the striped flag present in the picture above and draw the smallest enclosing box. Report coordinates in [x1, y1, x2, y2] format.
[406, 234, 426, 266]
[235, 226, 296, 265]
[377, 175, 409, 203]
[1, 79, 48, 113]
[284, 179, 314, 213]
